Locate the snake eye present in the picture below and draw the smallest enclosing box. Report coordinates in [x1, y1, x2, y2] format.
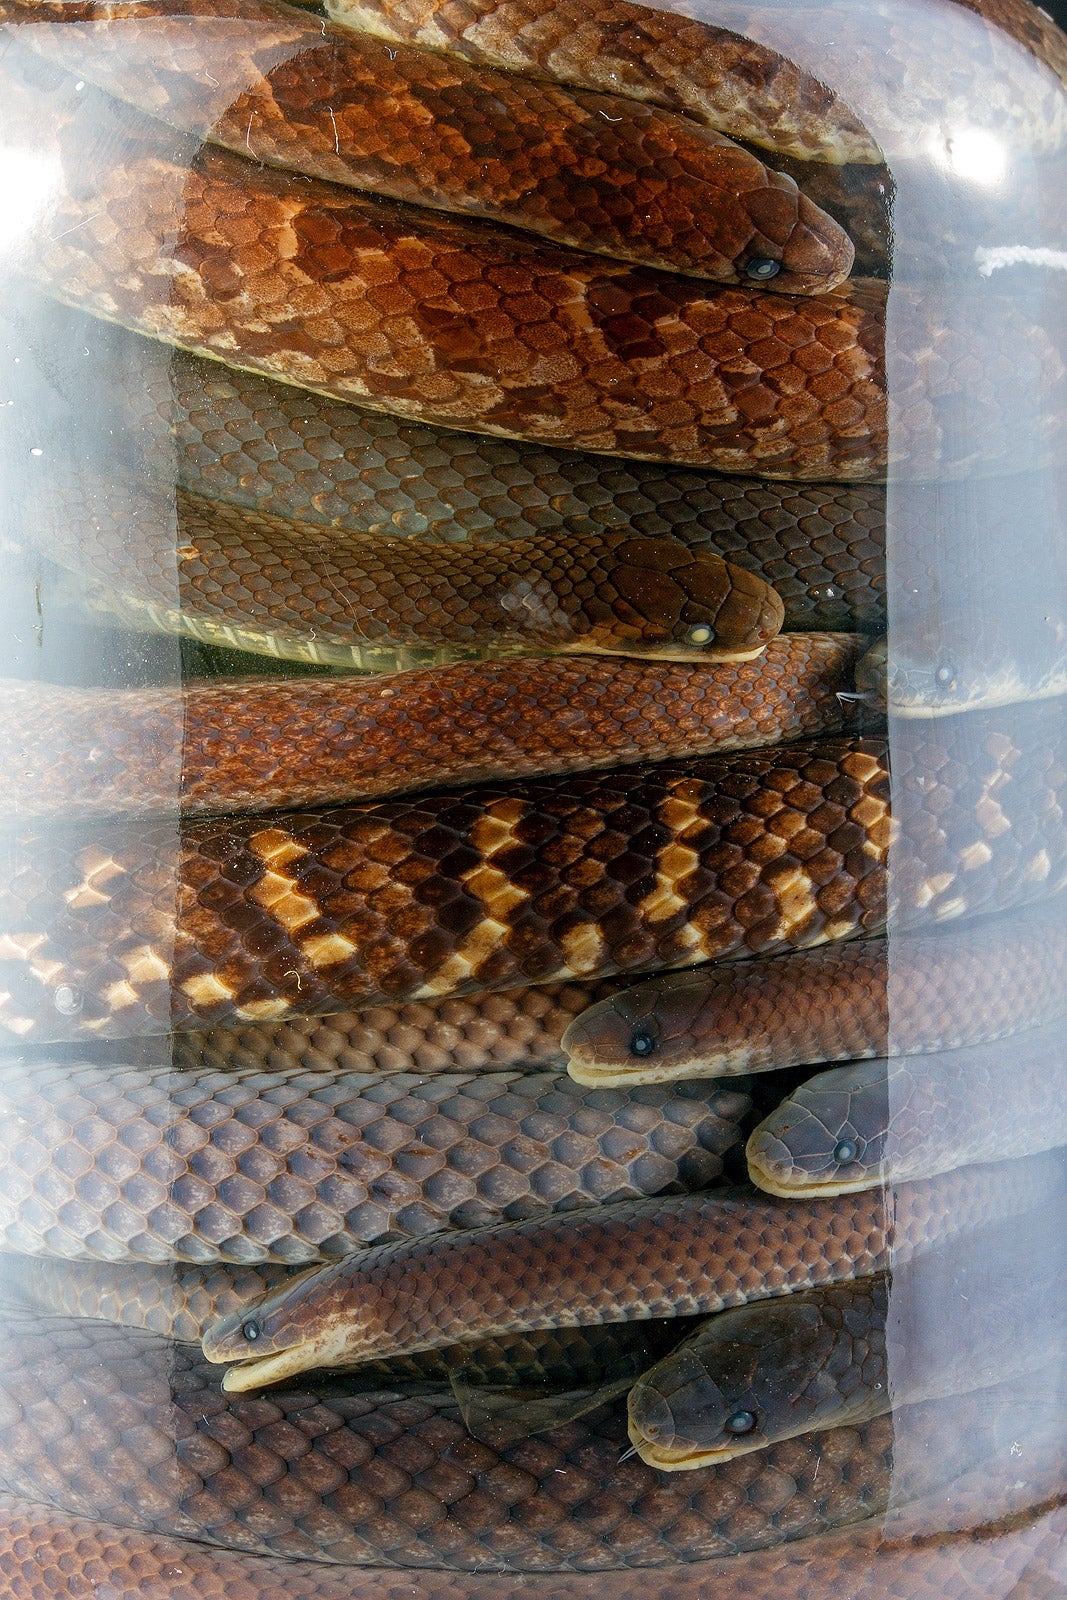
[745, 257, 781, 280]
[934, 662, 957, 689]
[686, 623, 715, 647]
[833, 1139, 859, 1164]
[724, 1410, 757, 1435]
[242, 1320, 261, 1342]
[630, 1030, 657, 1057]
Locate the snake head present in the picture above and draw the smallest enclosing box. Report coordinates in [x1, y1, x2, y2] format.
[857, 608, 1067, 717]
[202, 1259, 367, 1392]
[627, 1291, 872, 1471]
[746, 1062, 891, 1198]
[736, 167, 856, 296]
[571, 540, 784, 664]
[564, 968, 776, 1087]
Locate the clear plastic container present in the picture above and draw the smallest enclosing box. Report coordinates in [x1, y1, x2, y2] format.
[0, 0, 1063, 1595]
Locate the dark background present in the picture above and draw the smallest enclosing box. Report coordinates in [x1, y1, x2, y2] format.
[1042, 0, 1067, 36]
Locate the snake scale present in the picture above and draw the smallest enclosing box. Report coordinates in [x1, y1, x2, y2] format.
[2, 705, 1066, 1040]
[0, 0, 1064, 1592]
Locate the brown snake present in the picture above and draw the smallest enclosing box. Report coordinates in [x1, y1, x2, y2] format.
[197, 1152, 1059, 1380]
[0, 1060, 754, 1264]
[5, 40, 1067, 482]
[0, 0, 1064, 1589]
[59, 490, 789, 673]
[0, 1306, 1060, 1573]
[0, 633, 863, 817]
[561, 897, 1067, 1084]
[0, 1478, 1063, 1600]
[1, 0, 856, 291]
[3, 705, 1067, 1041]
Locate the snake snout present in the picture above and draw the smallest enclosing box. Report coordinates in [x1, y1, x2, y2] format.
[627, 1384, 676, 1452]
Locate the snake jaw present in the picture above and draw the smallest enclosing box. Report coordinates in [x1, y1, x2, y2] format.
[625, 1416, 739, 1472]
[556, 640, 772, 665]
[211, 1321, 356, 1392]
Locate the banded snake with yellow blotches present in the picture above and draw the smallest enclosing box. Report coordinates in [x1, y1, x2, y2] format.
[0, 0, 1064, 1590]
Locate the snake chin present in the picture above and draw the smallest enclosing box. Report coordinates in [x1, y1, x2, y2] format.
[625, 1418, 741, 1473]
[212, 1324, 354, 1393]
[745, 1149, 884, 1199]
[557, 640, 772, 664]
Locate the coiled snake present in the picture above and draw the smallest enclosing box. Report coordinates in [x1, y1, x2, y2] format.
[0, 0, 1064, 1592]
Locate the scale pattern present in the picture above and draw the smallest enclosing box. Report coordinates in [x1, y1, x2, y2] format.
[12, 304, 892, 633]
[2, 711, 1065, 1041]
[71, 492, 786, 671]
[326, 0, 1067, 158]
[0, 635, 862, 817]
[0, 1313, 1051, 1571]
[746, 1022, 1067, 1194]
[175, 979, 619, 1075]
[6, 0, 853, 290]
[562, 897, 1067, 1082]
[0, 1063, 752, 1264]
[200, 1155, 1059, 1372]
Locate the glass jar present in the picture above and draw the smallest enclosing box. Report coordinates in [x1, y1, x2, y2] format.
[0, 0, 1062, 1595]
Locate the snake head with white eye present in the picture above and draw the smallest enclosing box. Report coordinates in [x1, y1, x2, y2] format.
[627, 1286, 884, 1470]
[745, 1059, 891, 1198]
[202, 1259, 371, 1392]
[566, 539, 785, 664]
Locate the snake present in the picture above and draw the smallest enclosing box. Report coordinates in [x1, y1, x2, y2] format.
[172, 976, 623, 1076]
[0, 0, 1062, 1580]
[745, 1019, 1067, 1196]
[196, 1150, 1060, 1385]
[0, 633, 863, 817]
[1, 0, 856, 291]
[6, 37, 1067, 483]
[560, 897, 1067, 1084]
[624, 1205, 1066, 1469]
[3, 705, 1067, 1042]
[856, 612, 1067, 718]
[0, 1059, 754, 1264]
[0, 1306, 1059, 1573]
[51, 490, 790, 673]
[0, 1460, 1063, 1600]
[323, 0, 1067, 162]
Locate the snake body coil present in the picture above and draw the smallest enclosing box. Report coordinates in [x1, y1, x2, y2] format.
[0, 0, 1064, 1591]
[199, 1154, 1060, 1385]
[3, 0, 855, 290]
[0, 635, 862, 817]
